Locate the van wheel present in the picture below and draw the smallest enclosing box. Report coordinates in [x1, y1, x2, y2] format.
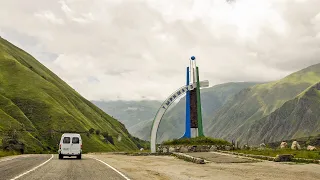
[59, 154, 63, 159]
[77, 154, 82, 159]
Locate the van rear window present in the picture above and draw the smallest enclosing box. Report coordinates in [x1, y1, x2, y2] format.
[63, 137, 70, 144]
[72, 137, 79, 144]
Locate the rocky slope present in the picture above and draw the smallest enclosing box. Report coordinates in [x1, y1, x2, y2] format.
[206, 63, 320, 145]
[246, 82, 320, 144]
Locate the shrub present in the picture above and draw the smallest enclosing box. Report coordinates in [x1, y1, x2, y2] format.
[2, 129, 25, 153]
[95, 129, 101, 135]
[101, 132, 114, 145]
[102, 132, 109, 138]
[89, 128, 95, 134]
[107, 136, 114, 145]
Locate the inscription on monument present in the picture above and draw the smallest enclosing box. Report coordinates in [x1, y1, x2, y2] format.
[190, 88, 198, 128]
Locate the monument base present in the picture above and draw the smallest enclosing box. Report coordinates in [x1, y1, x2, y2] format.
[191, 128, 198, 138]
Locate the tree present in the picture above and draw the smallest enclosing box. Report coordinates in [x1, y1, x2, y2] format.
[95, 129, 101, 135]
[89, 128, 95, 134]
[101, 132, 114, 145]
[2, 129, 25, 153]
[102, 132, 109, 138]
[107, 136, 114, 145]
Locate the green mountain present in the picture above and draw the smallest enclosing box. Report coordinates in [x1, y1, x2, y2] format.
[119, 82, 257, 142]
[93, 83, 258, 142]
[156, 82, 259, 142]
[92, 100, 161, 138]
[0, 37, 144, 153]
[206, 64, 320, 145]
[246, 82, 320, 144]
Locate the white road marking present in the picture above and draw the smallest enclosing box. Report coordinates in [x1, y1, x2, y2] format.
[90, 156, 131, 180]
[10, 154, 54, 180]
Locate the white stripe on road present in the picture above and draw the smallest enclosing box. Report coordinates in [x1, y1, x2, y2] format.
[90, 157, 131, 180]
[10, 154, 54, 180]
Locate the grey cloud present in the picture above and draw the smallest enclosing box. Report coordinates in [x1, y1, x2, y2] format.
[1, 0, 320, 101]
[104, 69, 134, 76]
[247, 0, 320, 72]
[0, 28, 58, 63]
[1, 28, 39, 46]
[87, 76, 100, 83]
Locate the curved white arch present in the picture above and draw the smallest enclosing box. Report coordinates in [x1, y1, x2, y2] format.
[150, 80, 209, 153]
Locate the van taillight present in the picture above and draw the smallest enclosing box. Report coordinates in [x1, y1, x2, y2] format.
[59, 144, 61, 149]
[81, 144, 82, 149]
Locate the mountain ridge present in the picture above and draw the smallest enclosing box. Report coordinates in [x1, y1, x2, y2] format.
[206, 63, 320, 145]
[95, 82, 259, 141]
[94, 63, 320, 146]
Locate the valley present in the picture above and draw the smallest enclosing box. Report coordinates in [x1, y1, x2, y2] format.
[96, 65, 320, 146]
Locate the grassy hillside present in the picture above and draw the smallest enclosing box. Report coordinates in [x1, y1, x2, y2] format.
[207, 64, 320, 145]
[246, 82, 320, 144]
[0, 37, 142, 153]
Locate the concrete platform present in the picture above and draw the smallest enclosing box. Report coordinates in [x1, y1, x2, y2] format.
[186, 152, 258, 163]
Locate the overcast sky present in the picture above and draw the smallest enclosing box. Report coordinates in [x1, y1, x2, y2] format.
[1, 0, 320, 101]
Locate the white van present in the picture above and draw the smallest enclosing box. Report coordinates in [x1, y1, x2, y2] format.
[58, 133, 82, 159]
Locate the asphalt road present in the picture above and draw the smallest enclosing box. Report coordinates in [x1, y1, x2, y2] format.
[0, 154, 129, 180]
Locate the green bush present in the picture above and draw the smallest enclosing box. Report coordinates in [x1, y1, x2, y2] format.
[102, 132, 109, 138]
[2, 129, 25, 154]
[95, 129, 101, 135]
[89, 128, 95, 134]
[101, 132, 114, 145]
[107, 136, 114, 145]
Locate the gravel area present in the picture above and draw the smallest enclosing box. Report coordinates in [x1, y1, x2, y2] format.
[90, 153, 320, 180]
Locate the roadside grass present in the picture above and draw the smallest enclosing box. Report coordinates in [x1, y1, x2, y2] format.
[0, 150, 19, 158]
[162, 137, 231, 146]
[232, 148, 320, 160]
